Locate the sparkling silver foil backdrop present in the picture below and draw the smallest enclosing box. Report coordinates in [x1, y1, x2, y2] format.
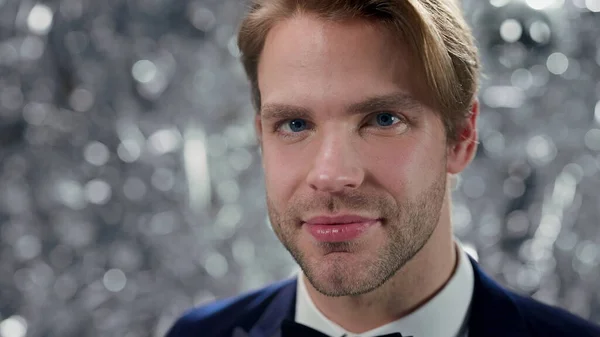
[0, 0, 599, 336]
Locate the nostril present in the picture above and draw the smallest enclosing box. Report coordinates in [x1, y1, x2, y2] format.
[307, 171, 364, 193]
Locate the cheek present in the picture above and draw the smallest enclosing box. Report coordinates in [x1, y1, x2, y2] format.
[367, 149, 412, 190]
[364, 140, 443, 192]
[262, 143, 307, 199]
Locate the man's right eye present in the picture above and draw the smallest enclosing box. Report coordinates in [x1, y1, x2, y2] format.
[280, 119, 308, 133]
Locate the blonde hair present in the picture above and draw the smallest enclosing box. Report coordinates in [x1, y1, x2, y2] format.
[237, 0, 481, 142]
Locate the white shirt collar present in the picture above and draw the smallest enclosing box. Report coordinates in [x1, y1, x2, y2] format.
[294, 241, 474, 337]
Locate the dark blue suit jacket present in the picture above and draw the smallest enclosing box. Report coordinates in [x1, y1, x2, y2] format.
[166, 256, 600, 337]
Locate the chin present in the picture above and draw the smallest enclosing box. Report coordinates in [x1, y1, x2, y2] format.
[309, 270, 381, 297]
[302, 250, 384, 297]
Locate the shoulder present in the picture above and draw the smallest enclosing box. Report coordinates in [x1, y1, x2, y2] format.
[507, 291, 600, 337]
[165, 278, 296, 337]
[469, 255, 600, 337]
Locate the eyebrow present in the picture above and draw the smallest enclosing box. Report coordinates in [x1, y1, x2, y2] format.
[260, 92, 425, 120]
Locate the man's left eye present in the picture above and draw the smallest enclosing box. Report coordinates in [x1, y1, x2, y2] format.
[369, 112, 402, 127]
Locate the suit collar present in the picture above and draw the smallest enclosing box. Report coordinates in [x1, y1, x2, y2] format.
[246, 256, 530, 337]
[467, 255, 529, 337]
[247, 277, 296, 337]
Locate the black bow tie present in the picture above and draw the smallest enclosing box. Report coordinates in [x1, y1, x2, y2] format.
[281, 319, 411, 337]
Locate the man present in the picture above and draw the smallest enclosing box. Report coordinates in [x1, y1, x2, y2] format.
[166, 0, 600, 336]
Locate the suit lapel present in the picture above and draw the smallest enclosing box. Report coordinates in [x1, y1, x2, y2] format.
[247, 277, 297, 337]
[468, 256, 530, 337]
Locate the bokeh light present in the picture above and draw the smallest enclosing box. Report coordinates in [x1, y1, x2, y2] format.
[0, 0, 599, 336]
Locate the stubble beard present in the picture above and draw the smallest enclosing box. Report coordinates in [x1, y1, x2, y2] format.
[266, 172, 447, 297]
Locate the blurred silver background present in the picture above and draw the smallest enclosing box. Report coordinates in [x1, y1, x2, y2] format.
[0, 0, 599, 336]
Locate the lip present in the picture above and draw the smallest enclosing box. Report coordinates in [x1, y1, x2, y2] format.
[303, 214, 380, 242]
[304, 215, 378, 225]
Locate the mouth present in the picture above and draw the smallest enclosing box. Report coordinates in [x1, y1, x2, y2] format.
[302, 215, 381, 243]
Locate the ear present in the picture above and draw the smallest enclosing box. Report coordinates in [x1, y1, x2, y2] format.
[447, 99, 479, 174]
[254, 114, 263, 147]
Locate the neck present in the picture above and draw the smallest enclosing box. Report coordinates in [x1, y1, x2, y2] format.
[303, 190, 458, 333]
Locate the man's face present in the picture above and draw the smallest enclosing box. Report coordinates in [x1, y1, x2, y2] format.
[256, 15, 462, 297]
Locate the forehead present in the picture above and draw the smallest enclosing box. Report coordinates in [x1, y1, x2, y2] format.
[257, 14, 434, 110]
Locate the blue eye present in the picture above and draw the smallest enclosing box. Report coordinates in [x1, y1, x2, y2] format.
[286, 119, 307, 132]
[374, 112, 399, 127]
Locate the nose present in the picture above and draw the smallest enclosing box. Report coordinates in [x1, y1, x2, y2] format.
[305, 134, 365, 193]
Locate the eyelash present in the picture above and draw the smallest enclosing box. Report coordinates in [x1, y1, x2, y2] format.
[272, 112, 410, 138]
